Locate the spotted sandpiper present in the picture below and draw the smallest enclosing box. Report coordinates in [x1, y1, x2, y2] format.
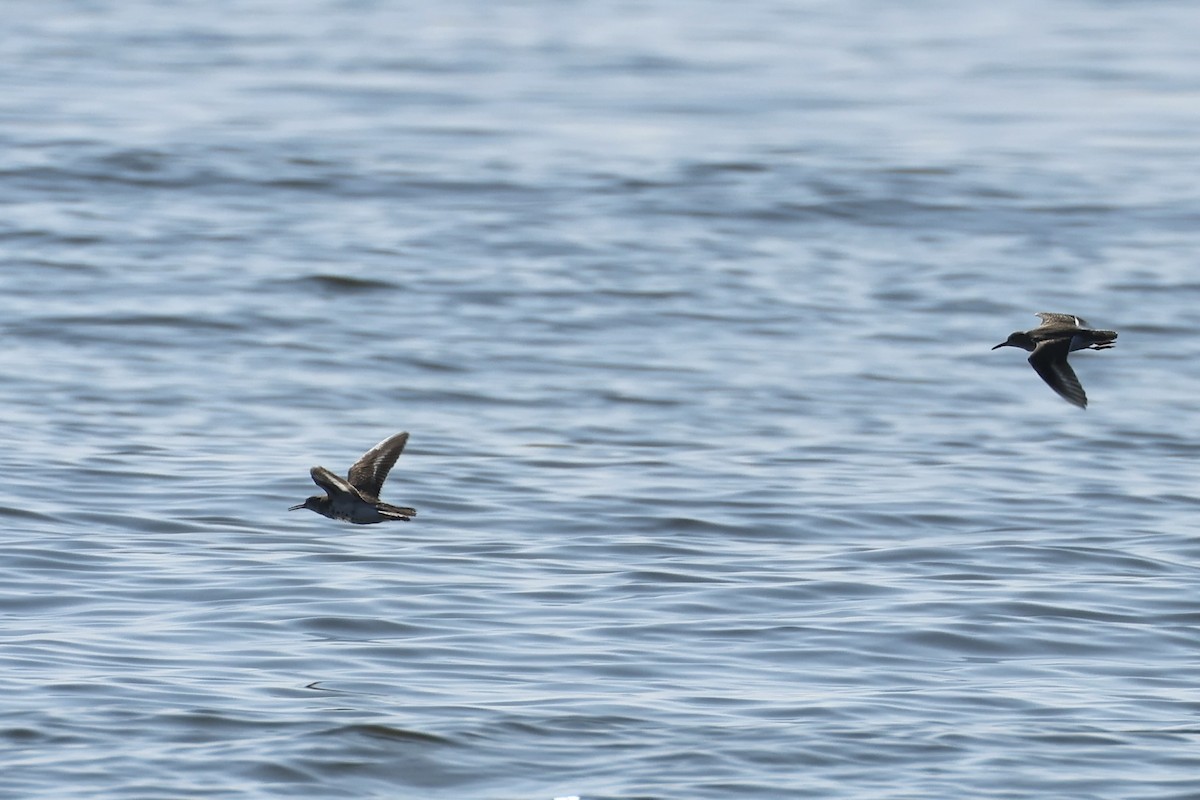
[290, 432, 417, 523]
[992, 312, 1117, 409]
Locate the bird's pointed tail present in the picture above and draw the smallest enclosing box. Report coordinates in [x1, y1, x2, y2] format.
[376, 502, 417, 521]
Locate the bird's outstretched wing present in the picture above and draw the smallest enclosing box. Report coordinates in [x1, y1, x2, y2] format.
[347, 432, 410, 499]
[1035, 312, 1088, 328]
[311, 465, 358, 496]
[1028, 339, 1087, 408]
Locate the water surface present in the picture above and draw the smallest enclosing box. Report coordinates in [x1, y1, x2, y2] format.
[4, 1, 1200, 798]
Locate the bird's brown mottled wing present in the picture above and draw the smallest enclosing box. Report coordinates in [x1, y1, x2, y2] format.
[347, 432, 410, 499]
[1035, 312, 1088, 329]
[1028, 339, 1087, 408]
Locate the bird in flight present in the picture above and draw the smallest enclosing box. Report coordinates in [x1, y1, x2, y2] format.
[290, 432, 418, 523]
[992, 312, 1117, 409]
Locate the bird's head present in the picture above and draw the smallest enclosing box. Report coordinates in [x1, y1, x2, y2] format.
[992, 331, 1034, 351]
[289, 496, 322, 512]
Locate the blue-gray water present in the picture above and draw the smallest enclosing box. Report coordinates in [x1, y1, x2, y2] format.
[4, 2, 1200, 798]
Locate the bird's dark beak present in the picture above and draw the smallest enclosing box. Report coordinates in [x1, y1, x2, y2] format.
[991, 342, 1008, 350]
[288, 502, 305, 511]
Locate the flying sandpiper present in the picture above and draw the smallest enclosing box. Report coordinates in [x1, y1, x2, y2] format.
[992, 312, 1117, 409]
[290, 432, 417, 523]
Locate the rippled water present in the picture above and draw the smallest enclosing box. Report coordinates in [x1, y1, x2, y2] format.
[5, 1, 1200, 798]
